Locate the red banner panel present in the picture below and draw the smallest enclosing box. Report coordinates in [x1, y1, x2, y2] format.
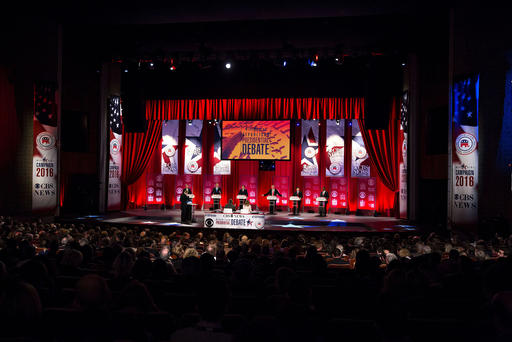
[357, 177, 377, 210]
[239, 174, 258, 205]
[175, 174, 195, 203]
[303, 176, 321, 207]
[203, 175, 223, 205]
[272, 175, 290, 207]
[329, 178, 348, 208]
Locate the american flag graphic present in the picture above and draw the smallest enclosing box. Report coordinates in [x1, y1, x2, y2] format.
[109, 96, 122, 134]
[34, 83, 57, 127]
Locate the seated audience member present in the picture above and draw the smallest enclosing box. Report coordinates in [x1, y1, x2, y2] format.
[117, 279, 159, 313]
[224, 199, 237, 211]
[170, 275, 232, 342]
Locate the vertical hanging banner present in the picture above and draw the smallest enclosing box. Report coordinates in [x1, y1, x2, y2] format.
[175, 174, 194, 204]
[357, 177, 377, 210]
[213, 123, 231, 175]
[184, 120, 203, 174]
[330, 178, 348, 209]
[399, 92, 409, 219]
[272, 176, 289, 206]
[161, 120, 179, 175]
[32, 82, 58, 212]
[303, 176, 321, 207]
[451, 75, 479, 225]
[351, 119, 371, 177]
[239, 175, 258, 205]
[146, 174, 164, 205]
[326, 120, 345, 177]
[107, 96, 122, 211]
[301, 120, 319, 176]
[203, 175, 222, 206]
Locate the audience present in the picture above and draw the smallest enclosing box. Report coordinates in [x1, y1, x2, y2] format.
[0, 215, 511, 341]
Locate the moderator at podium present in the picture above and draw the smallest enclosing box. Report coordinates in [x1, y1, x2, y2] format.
[212, 183, 222, 210]
[263, 185, 282, 214]
[180, 185, 192, 223]
[237, 185, 248, 210]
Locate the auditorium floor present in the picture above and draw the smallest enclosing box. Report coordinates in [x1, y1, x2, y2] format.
[67, 209, 418, 234]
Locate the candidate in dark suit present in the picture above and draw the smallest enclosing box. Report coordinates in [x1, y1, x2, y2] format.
[180, 186, 192, 223]
[292, 187, 303, 215]
[212, 183, 222, 210]
[319, 186, 329, 217]
[263, 185, 282, 214]
[238, 185, 249, 210]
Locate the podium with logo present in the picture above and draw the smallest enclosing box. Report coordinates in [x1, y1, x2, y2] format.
[266, 196, 278, 214]
[212, 194, 221, 210]
[317, 197, 327, 217]
[289, 196, 301, 215]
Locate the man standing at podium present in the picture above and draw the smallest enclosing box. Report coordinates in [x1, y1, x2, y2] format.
[180, 185, 192, 223]
[212, 183, 221, 210]
[292, 187, 303, 215]
[263, 184, 282, 214]
[238, 185, 248, 210]
[319, 186, 329, 217]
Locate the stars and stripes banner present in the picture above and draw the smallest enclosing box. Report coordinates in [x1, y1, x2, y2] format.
[301, 120, 319, 176]
[161, 120, 179, 175]
[357, 177, 377, 210]
[213, 123, 231, 175]
[399, 92, 408, 219]
[329, 178, 348, 209]
[107, 96, 122, 211]
[32, 82, 58, 212]
[184, 120, 203, 175]
[351, 119, 371, 177]
[451, 75, 479, 225]
[326, 120, 345, 177]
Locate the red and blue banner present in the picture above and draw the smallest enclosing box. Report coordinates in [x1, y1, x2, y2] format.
[351, 119, 371, 177]
[184, 120, 203, 175]
[326, 120, 345, 177]
[146, 174, 164, 205]
[107, 96, 122, 211]
[399, 92, 408, 219]
[32, 82, 58, 212]
[301, 120, 319, 176]
[451, 75, 479, 225]
[213, 123, 231, 175]
[161, 120, 179, 175]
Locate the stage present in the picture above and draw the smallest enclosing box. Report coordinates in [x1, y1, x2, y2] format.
[66, 209, 418, 234]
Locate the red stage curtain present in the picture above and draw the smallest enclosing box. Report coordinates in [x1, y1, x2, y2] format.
[146, 97, 364, 120]
[122, 121, 163, 207]
[358, 98, 400, 214]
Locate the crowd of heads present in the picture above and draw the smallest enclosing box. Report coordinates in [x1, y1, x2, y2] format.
[1, 215, 512, 341]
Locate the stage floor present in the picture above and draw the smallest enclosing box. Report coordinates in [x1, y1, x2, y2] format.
[67, 209, 418, 234]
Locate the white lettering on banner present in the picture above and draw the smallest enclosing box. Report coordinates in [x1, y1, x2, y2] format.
[204, 213, 265, 229]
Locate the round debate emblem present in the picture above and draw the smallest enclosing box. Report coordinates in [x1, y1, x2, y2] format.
[110, 139, 120, 154]
[359, 191, 366, 199]
[331, 190, 338, 198]
[36, 132, 56, 150]
[164, 145, 176, 157]
[187, 161, 199, 173]
[256, 221, 264, 229]
[356, 147, 367, 159]
[147, 187, 155, 194]
[329, 162, 342, 175]
[305, 190, 311, 197]
[402, 139, 407, 153]
[305, 147, 316, 159]
[368, 178, 376, 186]
[455, 133, 477, 155]
[176, 187, 183, 194]
[205, 218, 214, 228]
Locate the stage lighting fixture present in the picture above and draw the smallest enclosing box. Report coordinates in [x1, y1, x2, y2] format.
[170, 65, 177, 71]
[283, 60, 287, 67]
[188, 120, 193, 125]
[124, 68, 129, 73]
[348, 121, 352, 126]
[308, 59, 318, 67]
[225, 62, 232, 69]
[401, 62, 406, 67]
[336, 120, 340, 125]
[334, 56, 344, 65]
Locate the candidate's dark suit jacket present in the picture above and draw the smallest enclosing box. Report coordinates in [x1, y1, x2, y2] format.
[293, 190, 303, 199]
[212, 187, 222, 195]
[320, 190, 329, 200]
[238, 189, 248, 196]
[263, 189, 282, 197]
